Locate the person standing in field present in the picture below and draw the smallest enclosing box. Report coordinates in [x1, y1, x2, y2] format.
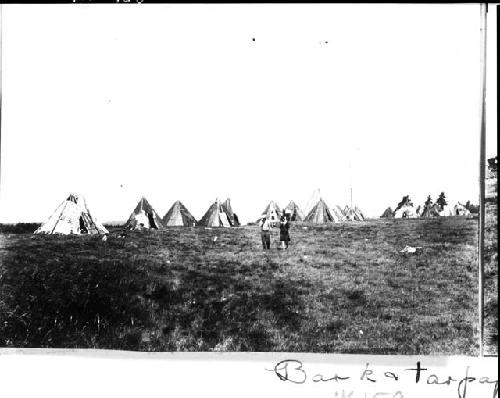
[259, 216, 272, 250]
[97, 233, 108, 257]
[279, 210, 290, 250]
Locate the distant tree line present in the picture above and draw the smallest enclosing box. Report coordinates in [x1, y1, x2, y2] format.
[0, 223, 41, 234]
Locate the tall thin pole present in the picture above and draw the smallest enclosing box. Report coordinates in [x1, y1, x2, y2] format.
[349, 160, 353, 208]
[478, 3, 487, 357]
[0, 5, 3, 198]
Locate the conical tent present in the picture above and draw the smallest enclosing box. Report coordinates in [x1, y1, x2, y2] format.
[198, 199, 232, 227]
[420, 203, 440, 218]
[259, 201, 281, 222]
[303, 188, 321, 217]
[221, 198, 240, 226]
[329, 208, 341, 223]
[354, 206, 365, 220]
[125, 197, 164, 230]
[34, 193, 108, 235]
[438, 204, 454, 217]
[393, 195, 417, 218]
[394, 204, 417, 218]
[305, 198, 336, 223]
[331, 205, 346, 221]
[343, 205, 365, 221]
[453, 203, 471, 216]
[380, 207, 394, 218]
[284, 200, 305, 221]
[162, 200, 196, 226]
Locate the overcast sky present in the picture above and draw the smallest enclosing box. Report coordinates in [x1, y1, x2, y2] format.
[0, 4, 497, 224]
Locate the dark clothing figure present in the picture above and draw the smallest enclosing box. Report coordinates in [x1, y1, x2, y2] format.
[279, 216, 290, 249]
[259, 218, 272, 250]
[261, 231, 271, 249]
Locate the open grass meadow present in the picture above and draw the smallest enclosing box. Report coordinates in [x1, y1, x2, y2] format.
[0, 217, 486, 354]
[485, 200, 498, 355]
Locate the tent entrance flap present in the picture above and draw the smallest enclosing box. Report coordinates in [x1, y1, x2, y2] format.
[79, 216, 87, 233]
[147, 212, 158, 229]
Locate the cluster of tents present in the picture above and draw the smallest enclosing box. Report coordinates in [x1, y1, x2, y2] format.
[380, 195, 475, 219]
[33, 189, 479, 235]
[26, 157, 500, 236]
[33, 193, 366, 235]
[34, 195, 238, 235]
[260, 199, 365, 224]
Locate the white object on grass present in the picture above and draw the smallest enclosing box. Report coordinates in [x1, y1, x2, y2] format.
[400, 245, 423, 253]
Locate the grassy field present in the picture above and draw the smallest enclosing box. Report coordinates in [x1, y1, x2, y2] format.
[0, 217, 484, 354]
[484, 200, 498, 355]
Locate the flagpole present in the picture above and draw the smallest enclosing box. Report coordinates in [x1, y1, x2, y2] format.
[0, 5, 3, 195]
[349, 160, 353, 208]
[478, 2, 487, 357]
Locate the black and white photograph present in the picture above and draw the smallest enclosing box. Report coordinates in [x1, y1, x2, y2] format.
[0, 3, 497, 359]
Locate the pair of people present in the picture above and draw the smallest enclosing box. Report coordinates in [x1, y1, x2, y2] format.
[259, 210, 290, 250]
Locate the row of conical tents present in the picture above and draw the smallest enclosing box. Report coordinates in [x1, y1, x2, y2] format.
[34, 194, 366, 235]
[262, 199, 365, 224]
[125, 196, 242, 229]
[125, 197, 199, 229]
[380, 200, 472, 219]
[34, 195, 239, 234]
